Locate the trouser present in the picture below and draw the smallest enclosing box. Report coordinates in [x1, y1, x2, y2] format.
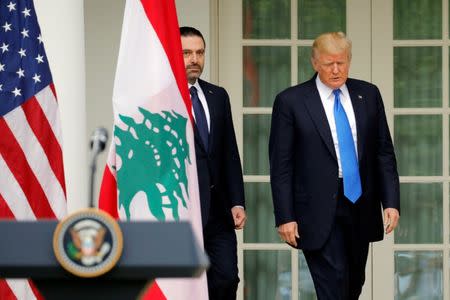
[303, 180, 369, 300]
[203, 217, 239, 300]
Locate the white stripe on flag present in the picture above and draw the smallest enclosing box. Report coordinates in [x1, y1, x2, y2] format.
[113, 0, 177, 117]
[35, 86, 63, 145]
[0, 154, 36, 220]
[6, 279, 37, 300]
[105, 142, 117, 174]
[4, 108, 66, 219]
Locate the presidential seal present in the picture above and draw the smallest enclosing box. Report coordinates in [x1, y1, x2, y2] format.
[53, 209, 123, 278]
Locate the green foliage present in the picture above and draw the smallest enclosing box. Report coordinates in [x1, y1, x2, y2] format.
[394, 0, 441, 39]
[298, 0, 346, 39]
[243, 0, 291, 39]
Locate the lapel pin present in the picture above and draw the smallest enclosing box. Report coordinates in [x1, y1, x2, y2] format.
[208, 90, 213, 94]
[358, 95, 363, 100]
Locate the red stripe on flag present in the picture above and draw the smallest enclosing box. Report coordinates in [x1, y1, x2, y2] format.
[0, 118, 56, 218]
[99, 166, 119, 219]
[0, 193, 15, 219]
[28, 280, 44, 300]
[22, 97, 67, 196]
[49, 83, 58, 101]
[0, 280, 17, 300]
[140, 0, 193, 122]
[141, 282, 167, 300]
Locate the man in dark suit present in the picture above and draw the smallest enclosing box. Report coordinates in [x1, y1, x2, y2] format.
[269, 32, 400, 299]
[180, 26, 246, 300]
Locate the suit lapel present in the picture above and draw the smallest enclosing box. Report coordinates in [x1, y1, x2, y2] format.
[346, 80, 366, 162]
[302, 80, 337, 161]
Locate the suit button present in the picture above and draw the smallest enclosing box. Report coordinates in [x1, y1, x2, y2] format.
[210, 184, 215, 189]
[333, 194, 337, 199]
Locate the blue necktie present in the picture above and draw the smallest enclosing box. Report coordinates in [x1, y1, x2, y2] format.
[190, 86, 209, 149]
[333, 89, 361, 203]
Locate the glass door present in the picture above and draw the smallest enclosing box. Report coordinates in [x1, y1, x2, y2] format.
[372, 0, 450, 299]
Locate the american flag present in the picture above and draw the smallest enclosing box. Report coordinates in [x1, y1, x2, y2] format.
[0, 0, 67, 299]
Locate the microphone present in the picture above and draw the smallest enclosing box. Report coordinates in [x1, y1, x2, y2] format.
[90, 127, 109, 155]
[89, 127, 109, 208]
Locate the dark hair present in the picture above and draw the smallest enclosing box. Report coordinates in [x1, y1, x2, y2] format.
[180, 26, 206, 46]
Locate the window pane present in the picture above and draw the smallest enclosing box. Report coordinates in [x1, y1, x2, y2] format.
[243, 0, 290, 39]
[244, 250, 291, 300]
[298, 251, 317, 299]
[244, 183, 278, 243]
[394, 0, 441, 40]
[394, 47, 442, 108]
[244, 114, 271, 175]
[298, 46, 315, 84]
[243, 46, 291, 107]
[395, 183, 442, 244]
[395, 251, 443, 300]
[298, 0, 346, 39]
[394, 115, 442, 176]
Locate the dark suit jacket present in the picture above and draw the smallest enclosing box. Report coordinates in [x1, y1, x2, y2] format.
[195, 79, 245, 228]
[269, 75, 400, 250]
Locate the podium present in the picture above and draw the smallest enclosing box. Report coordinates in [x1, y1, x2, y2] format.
[0, 220, 208, 300]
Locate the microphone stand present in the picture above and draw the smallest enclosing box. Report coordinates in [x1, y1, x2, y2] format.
[89, 143, 100, 208]
[88, 128, 108, 208]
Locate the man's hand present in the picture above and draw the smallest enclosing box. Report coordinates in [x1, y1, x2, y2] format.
[277, 221, 300, 247]
[383, 208, 400, 234]
[231, 206, 247, 230]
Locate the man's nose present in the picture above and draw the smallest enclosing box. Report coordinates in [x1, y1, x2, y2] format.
[190, 53, 198, 63]
[332, 63, 339, 73]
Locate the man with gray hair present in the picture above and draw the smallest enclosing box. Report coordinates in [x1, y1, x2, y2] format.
[269, 32, 400, 299]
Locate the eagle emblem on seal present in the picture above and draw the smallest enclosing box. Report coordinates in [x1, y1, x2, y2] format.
[67, 219, 111, 266]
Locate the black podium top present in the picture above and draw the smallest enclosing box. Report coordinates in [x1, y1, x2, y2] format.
[0, 220, 208, 280]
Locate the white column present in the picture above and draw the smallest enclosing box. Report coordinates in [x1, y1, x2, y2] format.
[176, 0, 211, 80]
[34, 0, 87, 212]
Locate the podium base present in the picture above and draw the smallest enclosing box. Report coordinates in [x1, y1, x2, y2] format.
[34, 279, 150, 300]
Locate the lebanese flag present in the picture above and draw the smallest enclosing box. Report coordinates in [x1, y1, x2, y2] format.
[98, 0, 207, 299]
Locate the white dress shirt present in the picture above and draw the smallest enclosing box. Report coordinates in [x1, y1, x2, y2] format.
[315, 76, 358, 178]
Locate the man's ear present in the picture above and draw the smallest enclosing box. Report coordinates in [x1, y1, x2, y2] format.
[310, 57, 318, 71]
